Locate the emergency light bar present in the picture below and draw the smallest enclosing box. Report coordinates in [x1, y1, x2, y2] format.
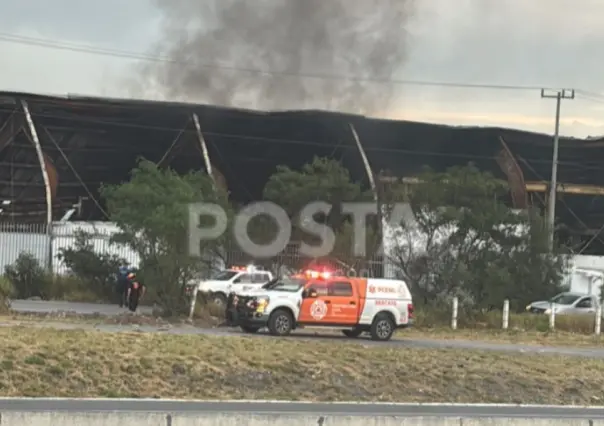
[229, 264, 260, 272]
[304, 269, 332, 279]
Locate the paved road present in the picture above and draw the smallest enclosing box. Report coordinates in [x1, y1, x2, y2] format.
[10, 299, 154, 316]
[8, 300, 604, 359]
[0, 399, 603, 418]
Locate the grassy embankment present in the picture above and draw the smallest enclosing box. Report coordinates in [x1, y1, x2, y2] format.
[0, 327, 603, 404]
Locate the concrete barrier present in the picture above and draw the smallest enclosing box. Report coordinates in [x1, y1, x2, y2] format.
[0, 412, 596, 425]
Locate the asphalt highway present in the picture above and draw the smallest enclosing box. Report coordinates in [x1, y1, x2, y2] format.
[11, 299, 154, 316]
[0, 398, 603, 418]
[8, 299, 604, 359]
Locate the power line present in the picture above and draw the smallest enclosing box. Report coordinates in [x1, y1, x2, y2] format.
[576, 89, 604, 99]
[577, 93, 604, 105]
[0, 32, 558, 92]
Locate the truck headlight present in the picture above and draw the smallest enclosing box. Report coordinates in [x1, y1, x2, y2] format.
[525, 305, 531, 311]
[255, 297, 270, 313]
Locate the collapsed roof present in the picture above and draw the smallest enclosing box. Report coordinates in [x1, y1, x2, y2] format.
[1, 91, 604, 251]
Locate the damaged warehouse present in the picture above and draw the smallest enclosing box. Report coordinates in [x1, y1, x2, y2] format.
[1, 91, 604, 255]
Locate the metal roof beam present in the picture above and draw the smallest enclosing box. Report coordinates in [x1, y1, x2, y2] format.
[0, 111, 24, 155]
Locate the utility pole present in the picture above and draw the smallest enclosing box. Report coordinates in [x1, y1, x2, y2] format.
[541, 88, 575, 251]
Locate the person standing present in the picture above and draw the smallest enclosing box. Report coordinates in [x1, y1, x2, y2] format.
[126, 271, 146, 313]
[116, 266, 130, 308]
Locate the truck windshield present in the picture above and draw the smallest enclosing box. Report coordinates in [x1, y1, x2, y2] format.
[210, 270, 238, 281]
[263, 277, 306, 292]
[550, 293, 580, 305]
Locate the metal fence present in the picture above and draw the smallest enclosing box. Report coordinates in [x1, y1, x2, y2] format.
[0, 221, 391, 277]
[0, 221, 139, 274]
[0, 223, 49, 272]
[219, 241, 388, 277]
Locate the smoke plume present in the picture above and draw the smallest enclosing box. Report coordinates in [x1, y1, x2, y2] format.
[140, 0, 415, 114]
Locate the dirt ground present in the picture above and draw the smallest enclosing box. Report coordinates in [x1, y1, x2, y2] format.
[3, 310, 604, 348]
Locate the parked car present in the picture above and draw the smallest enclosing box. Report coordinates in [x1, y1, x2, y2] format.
[526, 292, 599, 316]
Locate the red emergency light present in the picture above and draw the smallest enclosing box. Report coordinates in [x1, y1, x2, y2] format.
[229, 265, 255, 271]
[304, 269, 332, 280]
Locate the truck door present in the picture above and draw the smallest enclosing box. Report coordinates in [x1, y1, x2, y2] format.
[231, 273, 255, 292]
[572, 296, 596, 315]
[325, 280, 359, 325]
[299, 281, 330, 323]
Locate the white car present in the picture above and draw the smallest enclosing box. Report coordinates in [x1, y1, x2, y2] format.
[227, 270, 414, 341]
[526, 292, 600, 316]
[195, 266, 273, 306]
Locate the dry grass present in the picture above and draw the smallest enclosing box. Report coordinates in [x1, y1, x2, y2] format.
[0, 327, 603, 404]
[401, 307, 604, 346]
[414, 307, 600, 333]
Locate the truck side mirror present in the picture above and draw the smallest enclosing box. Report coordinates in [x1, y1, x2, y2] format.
[304, 289, 318, 298]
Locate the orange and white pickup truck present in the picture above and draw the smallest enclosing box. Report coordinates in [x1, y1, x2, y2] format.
[227, 270, 414, 341]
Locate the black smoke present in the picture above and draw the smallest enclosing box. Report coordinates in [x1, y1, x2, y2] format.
[139, 0, 415, 114]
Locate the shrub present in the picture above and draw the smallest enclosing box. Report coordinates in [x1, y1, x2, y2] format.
[49, 275, 99, 302]
[57, 230, 127, 302]
[4, 252, 52, 300]
[0, 275, 15, 313]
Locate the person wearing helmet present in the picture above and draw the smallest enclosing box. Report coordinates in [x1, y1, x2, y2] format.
[116, 266, 131, 308]
[126, 271, 146, 313]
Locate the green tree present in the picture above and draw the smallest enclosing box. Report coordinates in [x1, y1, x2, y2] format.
[385, 164, 565, 310]
[264, 156, 363, 219]
[262, 156, 373, 270]
[100, 159, 229, 315]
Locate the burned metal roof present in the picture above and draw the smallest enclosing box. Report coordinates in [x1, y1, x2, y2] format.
[1, 90, 604, 249]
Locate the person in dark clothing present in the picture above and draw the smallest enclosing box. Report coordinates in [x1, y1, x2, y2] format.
[126, 272, 145, 312]
[116, 266, 130, 307]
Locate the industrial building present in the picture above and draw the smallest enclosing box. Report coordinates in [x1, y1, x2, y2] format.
[1, 91, 604, 253]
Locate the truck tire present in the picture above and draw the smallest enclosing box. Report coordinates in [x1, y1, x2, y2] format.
[212, 292, 227, 306]
[342, 328, 363, 338]
[267, 309, 293, 336]
[241, 325, 261, 334]
[370, 313, 395, 341]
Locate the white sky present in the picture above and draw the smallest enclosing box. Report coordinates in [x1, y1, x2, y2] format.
[1, 0, 603, 138]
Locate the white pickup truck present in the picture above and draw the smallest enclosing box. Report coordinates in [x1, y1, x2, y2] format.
[191, 266, 273, 306]
[227, 270, 414, 341]
[526, 292, 600, 316]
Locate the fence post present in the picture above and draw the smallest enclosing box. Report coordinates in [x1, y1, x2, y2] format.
[502, 299, 509, 330]
[549, 302, 555, 330]
[596, 305, 602, 336]
[188, 287, 198, 321]
[451, 297, 458, 330]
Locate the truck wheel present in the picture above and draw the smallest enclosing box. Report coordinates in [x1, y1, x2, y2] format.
[268, 309, 293, 336]
[241, 325, 261, 334]
[212, 293, 227, 306]
[370, 314, 395, 341]
[342, 328, 363, 338]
